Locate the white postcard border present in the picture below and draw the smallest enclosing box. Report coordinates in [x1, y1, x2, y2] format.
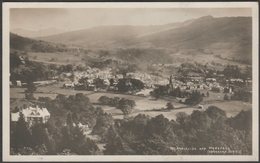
[2, 2, 259, 162]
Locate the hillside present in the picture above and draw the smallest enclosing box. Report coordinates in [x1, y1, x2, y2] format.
[10, 33, 69, 53]
[11, 28, 66, 38]
[38, 25, 172, 48]
[136, 16, 252, 63]
[38, 19, 195, 49]
[39, 16, 252, 64]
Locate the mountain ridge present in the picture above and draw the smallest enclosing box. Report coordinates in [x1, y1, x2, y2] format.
[11, 16, 252, 64]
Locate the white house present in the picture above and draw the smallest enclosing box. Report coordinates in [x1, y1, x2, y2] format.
[11, 106, 50, 126]
[16, 80, 22, 87]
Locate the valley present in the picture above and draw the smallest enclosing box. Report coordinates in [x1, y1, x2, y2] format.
[9, 14, 253, 156]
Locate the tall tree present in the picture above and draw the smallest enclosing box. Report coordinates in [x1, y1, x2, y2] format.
[12, 113, 32, 150]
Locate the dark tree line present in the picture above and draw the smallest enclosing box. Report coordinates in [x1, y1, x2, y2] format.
[102, 107, 252, 155]
[223, 65, 252, 80]
[11, 92, 252, 155]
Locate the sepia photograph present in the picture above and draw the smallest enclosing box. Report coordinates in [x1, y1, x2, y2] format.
[2, 2, 259, 162]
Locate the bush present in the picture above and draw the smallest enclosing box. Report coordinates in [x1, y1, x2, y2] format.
[211, 87, 220, 93]
[231, 89, 252, 102]
[166, 102, 174, 110]
[117, 78, 144, 93]
[223, 94, 229, 100]
[185, 91, 203, 106]
[117, 98, 136, 117]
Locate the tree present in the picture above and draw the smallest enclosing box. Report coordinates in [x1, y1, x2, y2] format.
[93, 78, 105, 89]
[185, 91, 203, 105]
[65, 93, 91, 112]
[231, 89, 252, 102]
[109, 78, 115, 86]
[66, 112, 74, 127]
[31, 124, 47, 146]
[227, 110, 252, 131]
[117, 98, 136, 117]
[130, 78, 145, 91]
[137, 134, 174, 155]
[171, 87, 181, 97]
[104, 126, 135, 155]
[147, 114, 170, 135]
[224, 94, 229, 100]
[98, 96, 111, 105]
[166, 102, 174, 110]
[92, 112, 114, 139]
[61, 124, 99, 155]
[116, 78, 144, 93]
[150, 85, 169, 98]
[211, 87, 220, 93]
[11, 112, 32, 150]
[176, 112, 189, 126]
[25, 82, 37, 100]
[223, 65, 242, 78]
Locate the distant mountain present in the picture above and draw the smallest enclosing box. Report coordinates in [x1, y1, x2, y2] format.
[10, 33, 68, 52]
[136, 16, 252, 63]
[38, 20, 194, 49]
[11, 28, 66, 38]
[35, 16, 252, 64]
[13, 16, 252, 63]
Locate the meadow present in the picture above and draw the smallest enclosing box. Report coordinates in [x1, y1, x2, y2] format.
[10, 84, 251, 120]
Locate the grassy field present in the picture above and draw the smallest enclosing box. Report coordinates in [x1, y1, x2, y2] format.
[28, 52, 85, 65]
[10, 84, 252, 120]
[169, 54, 249, 71]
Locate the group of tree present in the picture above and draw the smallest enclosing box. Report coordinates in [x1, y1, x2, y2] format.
[223, 87, 252, 103]
[10, 52, 75, 85]
[10, 52, 51, 84]
[184, 90, 204, 105]
[59, 113, 100, 155]
[230, 89, 252, 103]
[103, 106, 252, 155]
[177, 62, 210, 78]
[12, 93, 117, 155]
[211, 87, 221, 93]
[151, 86, 204, 105]
[11, 91, 252, 155]
[10, 113, 55, 155]
[151, 85, 191, 98]
[150, 85, 169, 98]
[98, 96, 136, 117]
[117, 78, 144, 93]
[223, 65, 252, 80]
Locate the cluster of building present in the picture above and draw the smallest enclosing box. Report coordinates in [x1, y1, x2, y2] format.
[62, 68, 169, 91]
[167, 75, 223, 92]
[59, 65, 253, 97]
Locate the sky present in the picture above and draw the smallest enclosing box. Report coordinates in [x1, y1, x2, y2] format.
[10, 8, 251, 32]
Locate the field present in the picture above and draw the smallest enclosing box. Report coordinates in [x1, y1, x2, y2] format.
[10, 84, 252, 120]
[27, 52, 86, 65]
[170, 53, 249, 69]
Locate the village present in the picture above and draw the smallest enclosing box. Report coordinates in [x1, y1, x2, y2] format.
[10, 62, 252, 124]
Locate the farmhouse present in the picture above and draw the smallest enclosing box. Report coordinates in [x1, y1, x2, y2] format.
[11, 105, 50, 126]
